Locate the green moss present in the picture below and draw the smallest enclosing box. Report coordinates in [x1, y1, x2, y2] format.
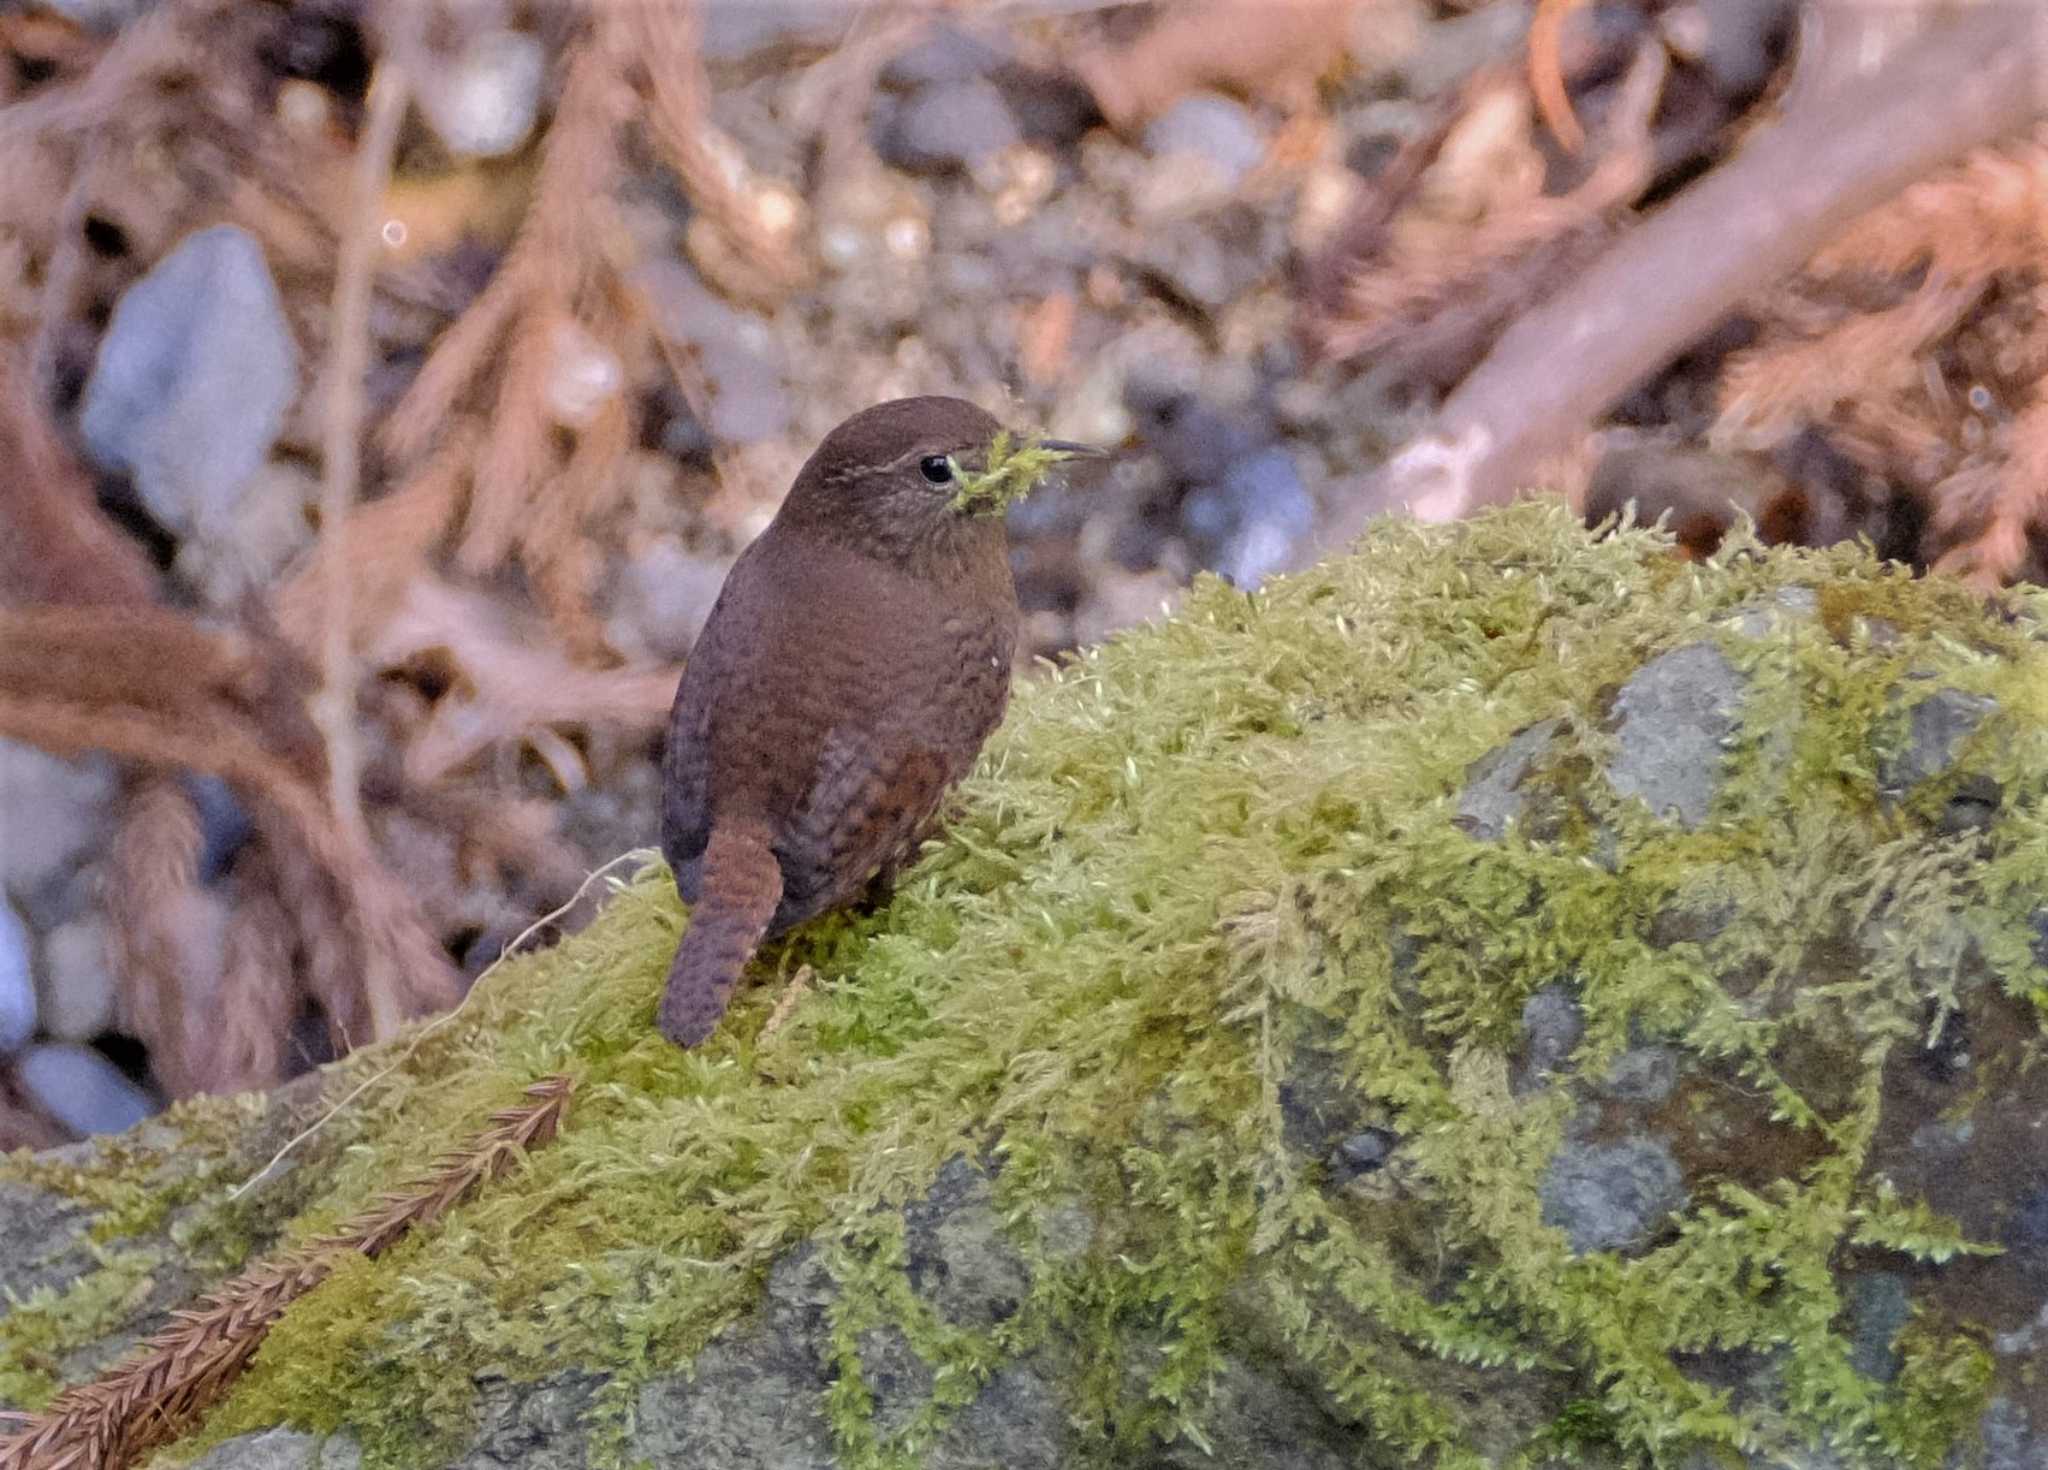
[945, 431, 1073, 515]
[8, 504, 2043, 1468]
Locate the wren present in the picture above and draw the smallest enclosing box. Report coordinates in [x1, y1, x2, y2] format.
[657, 396, 1092, 1047]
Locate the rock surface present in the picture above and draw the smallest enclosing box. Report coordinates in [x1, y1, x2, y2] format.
[4, 508, 2048, 1470]
[79, 225, 298, 542]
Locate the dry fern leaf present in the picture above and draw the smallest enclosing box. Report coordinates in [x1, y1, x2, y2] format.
[0, 1076, 573, 1470]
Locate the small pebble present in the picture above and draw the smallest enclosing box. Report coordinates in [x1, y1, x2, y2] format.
[878, 78, 1022, 176]
[13, 1043, 158, 1138]
[80, 225, 299, 540]
[418, 29, 547, 158]
[1143, 93, 1267, 188]
[0, 740, 118, 895]
[618, 540, 734, 662]
[882, 23, 1012, 88]
[0, 899, 37, 1056]
[37, 916, 116, 1043]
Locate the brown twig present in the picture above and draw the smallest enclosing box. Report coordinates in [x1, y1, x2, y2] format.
[1309, 4, 2048, 551]
[0, 1076, 573, 1470]
[313, 52, 411, 904]
[1528, 0, 1589, 154]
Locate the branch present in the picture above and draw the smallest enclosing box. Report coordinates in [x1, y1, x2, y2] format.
[1306, 3, 2048, 554]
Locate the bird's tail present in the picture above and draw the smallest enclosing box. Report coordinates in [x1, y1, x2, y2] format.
[659, 818, 784, 1047]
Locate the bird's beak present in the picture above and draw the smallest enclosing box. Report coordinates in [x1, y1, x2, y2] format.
[1036, 439, 1109, 458]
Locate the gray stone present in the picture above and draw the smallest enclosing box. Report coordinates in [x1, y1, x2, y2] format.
[417, 29, 546, 158]
[1605, 642, 1745, 828]
[1328, 1127, 1398, 1179]
[1457, 719, 1564, 840]
[454, 1371, 599, 1469]
[1539, 1135, 1687, 1254]
[879, 78, 1021, 175]
[632, 1247, 837, 1467]
[882, 23, 1012, 88]
[616, 540, 733, 663]
[80, 225, 299, 540]
[1880, 688, 1998, 790]
[1843, 1272, 1911, 1382]
[37, 914, 116, 1041]
[701, 2, 842, 60]
[931, 1360, 1068, 1470]
[1517, 984, 1585, 1086]
[859, 1324, 935, 1438]
[1597, 1045, 1680, 1105]
[0, 739, 117, 898]
[0, 1162, 94, 1302]
[1143, 93, 1267, 187]
[189, 1429, 362, 1470]
[0, 896, 36, 1055]
[904, 1157, 1029, 1329]
[13, 1043, 159, 1138]
[1721, 585, 1820, 639]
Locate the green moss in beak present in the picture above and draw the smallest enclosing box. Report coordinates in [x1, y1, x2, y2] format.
[947, 431, 1079, 516]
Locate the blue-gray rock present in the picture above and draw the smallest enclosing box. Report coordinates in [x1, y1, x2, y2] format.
[1143, 93, 1267, 187]
[1539, 1135, 1687, 1254]
[13, 1042, 159, 1138]
[1843, 1271, 1911, 1382]
[878, 78, 1021, 175]
[701, 2, 841, 60]
[80, 225, 299, 539]
[189, 1429, 362, 1470]
[184, 772, 254, 885]
[1181, 446, 1313, 590]
[1516, 982, 1584, 1086]
[0, 897, 36, 1056]
[1880, 688, 1997, 791]
[0, 738, 118, 896]
[1458, 719, 1564, 841]
[882, 23, 1013, 88]
[1597, 1044, 1680, 1104]
[1605, 642, 1745, 828]
[37, 915, 114, 1043]
[1329, 1127, 1398, 1179]
[417, 29, 546, 158]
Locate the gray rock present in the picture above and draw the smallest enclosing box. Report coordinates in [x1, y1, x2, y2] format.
[904, 1156, 1029, 1329]
[1721, 585, 1820, 639]
[417, 29, 546, 158]
[1540, 1136, 1687, 1254]
[1597, 1045, 1680, 1105]
[1516, 983, 1585, 1087]
[632, 1247, 837, 1468]
[0, 1165, 95, 1303]
[1605, 642, 1745, 828]
[860, 1324, 936, 1437]
[1328, 1127, 1398, 1179]
[0, 739, 118, 898]
[882, 23, 1012, 88]
[189, 1429, 362, 1470]
[701, 2, 842, 60]
[615, 540, 733, 663]
[1192, 446, 1314, 590]
[1457, 719, 1564, 840]
[37, 915, 115, 1042]
[80, 225, 298, 540]
[1143, 94, 1267, 187]
[13, 1043, 159, 1138]
[1880, 688, 1997, 790]
[454, 1371, 599, 1469]
[879, 78, 1021, 175]
[1843, 1272, 1911, 1382]
[930, 1360, 1068, 1470]
[0, 896, 36, 1055]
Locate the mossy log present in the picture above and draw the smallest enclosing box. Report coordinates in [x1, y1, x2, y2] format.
[7, 505, 2048, 1469]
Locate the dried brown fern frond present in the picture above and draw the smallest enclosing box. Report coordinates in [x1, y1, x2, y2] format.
[1715, 276, 1988, 449]
[0, 352, 157, 609]
[0, 1076, 572, 1470]
[1812, 129, 2048, 284]
[622, 1, 809, 308]
[1929, 390, 2048, 589]
[1309, 41, 1665, 384]
[104, 777, 210, 1098]
[364, 577, 678, 787]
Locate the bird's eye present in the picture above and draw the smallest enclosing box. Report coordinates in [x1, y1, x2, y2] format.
[919, 455, 954, 484]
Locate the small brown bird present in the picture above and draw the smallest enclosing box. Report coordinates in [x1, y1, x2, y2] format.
[657, 396, 1091, 1047]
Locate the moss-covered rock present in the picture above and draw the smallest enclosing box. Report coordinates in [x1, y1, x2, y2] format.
[8, 504, 2048, 1469]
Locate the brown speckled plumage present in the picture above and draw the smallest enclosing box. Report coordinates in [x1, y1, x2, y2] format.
[658, 397, 1025, 1047]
